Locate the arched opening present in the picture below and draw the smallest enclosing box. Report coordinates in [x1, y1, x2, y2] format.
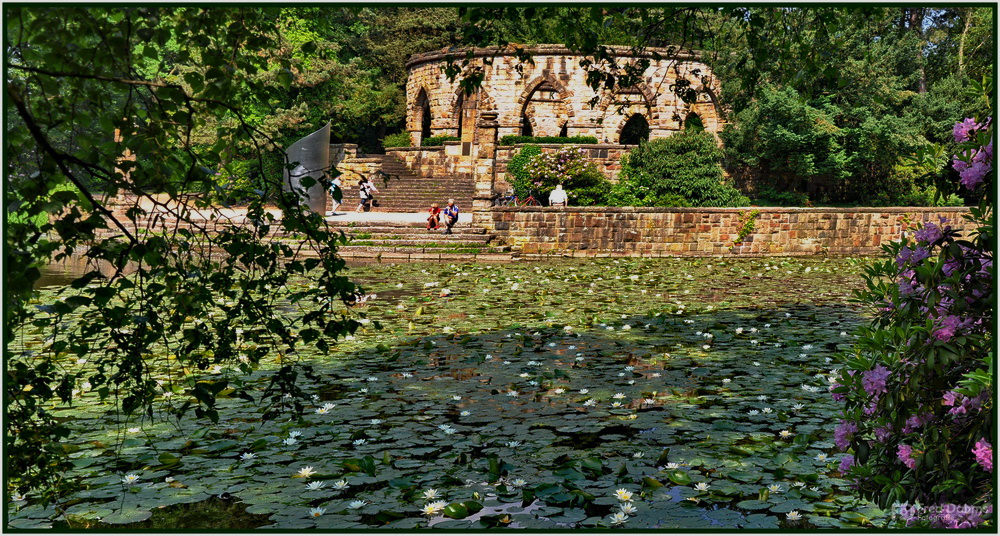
[520, 80, 566, 138]
[619, 114, 650, 145]
[684, 112, 704, 132]
[455, 92, 463, 140]
[417, 89, 432, 143]
[558, 123, 568, 138]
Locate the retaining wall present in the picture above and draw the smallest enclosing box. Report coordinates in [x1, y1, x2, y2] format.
[480, 206, 972, 257]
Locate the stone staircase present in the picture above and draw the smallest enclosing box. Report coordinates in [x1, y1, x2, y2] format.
[351, 154, 475, 213]
[327, 220, 514, 261]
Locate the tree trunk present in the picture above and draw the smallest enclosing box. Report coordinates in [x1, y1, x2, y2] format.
[958, 7, 971, 76]
[908, 8, 927, 94]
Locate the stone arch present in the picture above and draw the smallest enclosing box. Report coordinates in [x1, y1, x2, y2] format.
[597, 83, 658, 118]
[517, 76, 575, 113]
[518, 76, 574, 137]
[449, 86, 496, 139]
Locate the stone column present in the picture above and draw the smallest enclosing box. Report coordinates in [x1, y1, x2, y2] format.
[472, 111, 499, 225]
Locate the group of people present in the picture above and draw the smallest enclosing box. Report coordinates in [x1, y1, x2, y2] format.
[326, 175, 380, 215]
[426, 199, 460, 234]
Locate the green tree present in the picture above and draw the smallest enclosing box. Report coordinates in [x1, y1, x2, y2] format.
[612, 130, 749, 207]
[6, 7, 360, 503]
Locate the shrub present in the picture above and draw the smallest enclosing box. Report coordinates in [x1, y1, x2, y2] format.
[752, 186, 810, 207]
[506, 144, 542, 199]
[421, 135, 460, 147]
[611, 130, 750, 207]
[381, 131, 411, 149]
[521, 146, 611, 206]
[499, 135, 599, 145]
[833, 109, 993, 527]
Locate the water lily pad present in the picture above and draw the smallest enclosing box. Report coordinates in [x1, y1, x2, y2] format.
[101, 508, 152, 524]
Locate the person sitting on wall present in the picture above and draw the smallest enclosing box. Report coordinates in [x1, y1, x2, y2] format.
[443, 199, 460, 234]
[427, 203, 441, 230]
[548, 184, 568, 207]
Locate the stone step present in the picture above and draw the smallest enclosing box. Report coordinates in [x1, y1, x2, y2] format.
[336, 226, 487, 235]
[337, 249, 517, 262]
[346, 237, 492, 247]
[339, 244, 510, 254]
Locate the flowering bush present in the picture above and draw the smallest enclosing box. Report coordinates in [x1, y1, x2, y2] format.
[522, 146, 611, 206]
[834, 93, 993, 528]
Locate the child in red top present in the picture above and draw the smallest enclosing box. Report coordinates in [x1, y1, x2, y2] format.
[427, 203, 441, 230]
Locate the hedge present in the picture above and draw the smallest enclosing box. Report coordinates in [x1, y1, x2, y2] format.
[499, 135, 599, 145]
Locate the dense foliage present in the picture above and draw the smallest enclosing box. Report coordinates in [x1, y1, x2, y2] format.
[505, 145, 542, 199]
[611, 131, 750, 208]
[499, 136, 599, 146]
[521, 147, 611, 206]
[833, 89, 993, 527]
[6, 7, 362, 504]
[381, 131, 412, 148]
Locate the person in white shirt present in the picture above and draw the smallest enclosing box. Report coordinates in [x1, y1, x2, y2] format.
[328, 175, 342, 215]
[548, 184, 568, 207]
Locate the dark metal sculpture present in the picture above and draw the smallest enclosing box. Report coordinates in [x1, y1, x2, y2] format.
[282, 122, 331, 214]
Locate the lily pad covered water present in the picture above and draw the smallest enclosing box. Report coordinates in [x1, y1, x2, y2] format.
[10, 257, 896, 529]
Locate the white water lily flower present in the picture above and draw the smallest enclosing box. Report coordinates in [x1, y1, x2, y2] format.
[583, 399, 597, 407]
[786, 511, 802, 521]
[349, 500, 367, 509]
[422, 489, 439, 500]
[722, 378, 732, 384]
[460, 410, 471, 417]
[289, 431, 302, 438]
[283, 438, 298, 446]
[370, 419, 382, 425]
[619, 502, 638, 515]
[309, 507, 326, 518]
[12, 493, 26, 502]
[762, 407, 773, 414]
[792, 403, 805, 411]
[164, 477, 175, 483]
[353, 439, 367, 446]
[779, 430, 793, 439]
[608, 512, 629, 525]
[753, 361, 761, 366]
[815, 453, 828, 462]
[621, 325, 632, 331]
[694, 482, 710, 492]
[507, 390, 519, 397]
[553, 388, 566, 394]
[240, 452, 257, 461]
[802, 344, 814, 350]
[632, 452, 644, 458]
[505, 441, 521, 448]
[127, 427, 140, 434]
[315, 407, 330, 415]
[509, 478, 527, 487]
[768, 484, 783, 493]
[735, 327, 744, 334]
[664, 462, 680, 470]
[121, 473, 140, 485]
[611, 402, 623, 408]
[422, 501, 448, 516]
[612, 393, 626, 399]
[332, 480, 349, 490]
[306, 481, 326, 491]
[518, 373, 530, 378]
[613, 489, 633, 502]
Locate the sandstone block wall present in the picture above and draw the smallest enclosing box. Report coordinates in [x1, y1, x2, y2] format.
[482, 206, 972, 257]
[405, 45, 722, 147]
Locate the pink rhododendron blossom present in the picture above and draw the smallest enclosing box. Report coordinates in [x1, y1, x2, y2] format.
[838, 454, 854, 473]
[897, 444, 917, 469]
[953, 117, 983, 142]
[973, 439, 992, 472]
[960, 160, 990, 190]
[834, 420, 857, 451]
[932, 315, 963, 342]
[861, 365, 890, 397]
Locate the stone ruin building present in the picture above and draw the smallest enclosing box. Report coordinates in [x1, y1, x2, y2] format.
[334, 45, 724, 216]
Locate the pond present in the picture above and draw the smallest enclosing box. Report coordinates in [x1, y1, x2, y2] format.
[8, 257, 896, 529]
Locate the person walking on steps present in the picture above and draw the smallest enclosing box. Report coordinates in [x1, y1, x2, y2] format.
[443, 199, 459, 234]
[355, 178, 370, 212]
[328, 175, 343, 215]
